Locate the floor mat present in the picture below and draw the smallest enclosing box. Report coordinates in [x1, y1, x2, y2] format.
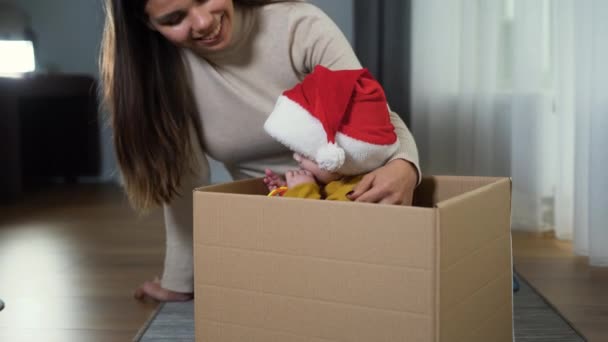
[135, 274, 586, 342]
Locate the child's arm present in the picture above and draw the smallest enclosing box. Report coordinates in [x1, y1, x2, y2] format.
[266, 169, 322, 199]
[283, 169, 322, 199]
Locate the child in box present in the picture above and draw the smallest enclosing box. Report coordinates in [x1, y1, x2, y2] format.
[263, 65, 400, 200]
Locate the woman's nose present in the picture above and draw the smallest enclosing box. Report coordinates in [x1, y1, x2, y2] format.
[190, 7, 213, 35]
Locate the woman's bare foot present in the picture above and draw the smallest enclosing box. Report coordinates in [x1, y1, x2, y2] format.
[286, 169, 316, 188]
[133, 277, 193, 302]
[263, 168, 287, 191]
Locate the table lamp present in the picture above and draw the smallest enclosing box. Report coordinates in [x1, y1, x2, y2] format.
[0, 3, 36, 78]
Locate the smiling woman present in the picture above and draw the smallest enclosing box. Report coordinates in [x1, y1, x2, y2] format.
[100, 0, 421, 302]
[145, 0, 235, 54]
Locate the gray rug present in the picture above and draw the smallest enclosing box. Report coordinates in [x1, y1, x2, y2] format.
[134, 275, 586, 342]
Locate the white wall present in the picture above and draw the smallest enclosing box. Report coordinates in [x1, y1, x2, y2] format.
[10, 0, 115, 181]
[15, 0, 104, 75]
[309, 0, 354, 44]
[9, 0, 354, 183]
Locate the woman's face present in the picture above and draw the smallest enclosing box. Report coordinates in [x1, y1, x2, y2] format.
[145, 0, 235, 55]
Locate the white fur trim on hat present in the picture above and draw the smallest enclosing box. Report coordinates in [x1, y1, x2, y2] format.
[335, 133, 400, 175]
[264, 95, 327, 160]
[315, 143, 345, 172]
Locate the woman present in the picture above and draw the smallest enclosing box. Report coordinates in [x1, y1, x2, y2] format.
[100, 0, 421, 301]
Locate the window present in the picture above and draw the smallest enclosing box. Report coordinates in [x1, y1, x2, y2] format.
[498, 0, 553, 90]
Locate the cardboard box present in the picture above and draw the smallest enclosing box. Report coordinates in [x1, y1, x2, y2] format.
[193, 176, 513, 342]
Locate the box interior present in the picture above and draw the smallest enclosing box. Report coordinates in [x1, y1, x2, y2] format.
[196, 175, 506, 208]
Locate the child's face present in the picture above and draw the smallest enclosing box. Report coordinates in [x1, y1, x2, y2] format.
[293, 153, 342, 184]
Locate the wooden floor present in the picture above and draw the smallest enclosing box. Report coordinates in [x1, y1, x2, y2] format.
[0, 184, 165, 342]
[513, 232, 608, 342]
[0, 184, 606, 341]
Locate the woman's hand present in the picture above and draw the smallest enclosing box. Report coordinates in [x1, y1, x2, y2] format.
[347, 159, 418, 205]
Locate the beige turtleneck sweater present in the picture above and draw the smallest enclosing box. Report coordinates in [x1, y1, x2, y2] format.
[161, 2, 421, 293]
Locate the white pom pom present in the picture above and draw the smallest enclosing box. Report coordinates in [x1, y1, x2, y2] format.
[316, 143, 345, 172]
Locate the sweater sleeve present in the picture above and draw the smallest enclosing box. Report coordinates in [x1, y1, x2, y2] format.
[160, 133, 211, 293]
[288, 3, 362, 73]
[288, 4, 422, 184]
[388, 109, 422, 185]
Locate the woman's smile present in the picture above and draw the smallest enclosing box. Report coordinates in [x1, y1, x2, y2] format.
[194, 13, 224, 46]
[145, 0, 235, 54]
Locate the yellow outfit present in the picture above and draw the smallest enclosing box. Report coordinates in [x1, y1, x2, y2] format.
[280, 175, 363, 201]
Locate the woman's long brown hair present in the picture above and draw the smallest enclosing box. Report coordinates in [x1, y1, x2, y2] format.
[100, 0, 293, 211]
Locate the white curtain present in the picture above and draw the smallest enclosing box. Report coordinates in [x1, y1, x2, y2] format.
[410, 0, 608, 266]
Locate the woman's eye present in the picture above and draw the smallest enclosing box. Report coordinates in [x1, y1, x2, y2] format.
[159, 12, 185, 26]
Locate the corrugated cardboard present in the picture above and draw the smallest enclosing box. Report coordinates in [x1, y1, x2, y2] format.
[193, 176, 513, 342]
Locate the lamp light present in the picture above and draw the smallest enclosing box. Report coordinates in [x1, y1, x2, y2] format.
[0, 39, 35, 78]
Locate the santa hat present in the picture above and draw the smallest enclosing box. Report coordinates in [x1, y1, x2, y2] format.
[264, 65, 399, 175]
